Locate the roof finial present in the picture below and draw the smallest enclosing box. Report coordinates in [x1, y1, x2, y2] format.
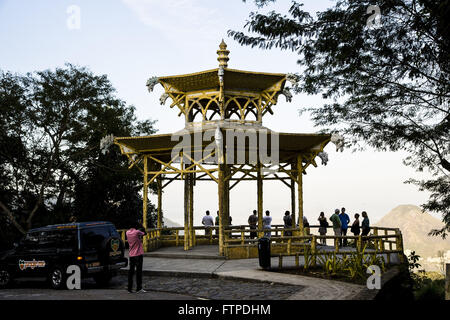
[217, 39, 230, 68]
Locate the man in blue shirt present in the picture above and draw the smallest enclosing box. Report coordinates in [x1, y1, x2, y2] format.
[339, 207, 351, 247]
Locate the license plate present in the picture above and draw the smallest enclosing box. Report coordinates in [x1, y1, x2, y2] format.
[87, 262, 100, 268]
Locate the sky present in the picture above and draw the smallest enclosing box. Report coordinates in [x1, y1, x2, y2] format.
[0, 0, 436, 227]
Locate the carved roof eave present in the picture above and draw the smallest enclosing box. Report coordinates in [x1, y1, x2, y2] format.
[158, 68, 287, 95]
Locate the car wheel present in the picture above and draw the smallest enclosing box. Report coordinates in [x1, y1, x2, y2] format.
[49, 266, 67, 290]
[0, 268, 11, 288]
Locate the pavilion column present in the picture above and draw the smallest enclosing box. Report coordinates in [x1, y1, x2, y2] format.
[142, 156, 149, 252]
[183, 163, 189, 251]
[257, 96, 262, 123]
[257, 162, 263, 238]
[189, 172, 194, 249]
[218, 163, 225, 255]
[297, 154, 304, 234]
[290, 161, 296, 223]
[224, 165, 230, 227]
[157, 175, 162, 237]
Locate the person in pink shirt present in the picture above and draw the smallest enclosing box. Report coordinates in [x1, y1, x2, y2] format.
[126, 222, 147, 293]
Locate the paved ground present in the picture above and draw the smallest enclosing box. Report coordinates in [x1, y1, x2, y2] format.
[135, 245, 371, 300]
[0, 275, 196, 300]
[0, 245, 386, 300]
[0, 274, 304, 300]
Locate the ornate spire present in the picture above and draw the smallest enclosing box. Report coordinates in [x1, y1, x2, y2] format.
[217, 39, 230, 68]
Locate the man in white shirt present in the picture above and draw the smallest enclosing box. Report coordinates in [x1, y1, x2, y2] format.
[202, 210, 214, 236]
[262, 210, 272, 238]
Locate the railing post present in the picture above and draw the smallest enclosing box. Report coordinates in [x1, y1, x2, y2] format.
[373, 227, 379, 251]
[395, 229, 404, 263]
[193, 227, 197, 246]
[311, 235, 317, 266]
[382, 229, 388, 252]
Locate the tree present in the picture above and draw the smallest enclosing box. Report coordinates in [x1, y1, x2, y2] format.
[0, 64, 157, 243]
[230, 0, 450, 236]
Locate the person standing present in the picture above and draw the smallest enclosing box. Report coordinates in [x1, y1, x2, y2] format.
[215, 211, 220, 236]
[283, 210, 293, 236]
[318, 212, 328, 245]
[351, 213, 361, 236]
[126, 222, 147, 293]
[330, 209, 342, 245]
[202, 210, 214, 236]
[361, 211, 370, 236]
[248, 210, 258, 239]
[262, 210, 272, 238]
[303, 216, 310, 236]
[339, 207, 351, 247]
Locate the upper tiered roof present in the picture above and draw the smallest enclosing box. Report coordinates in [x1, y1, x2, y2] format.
[147, 40, 290, 124]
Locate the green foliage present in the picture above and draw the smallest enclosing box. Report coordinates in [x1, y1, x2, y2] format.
[406, 251, 445, 300]
[407, 250, 422, 271]
[0, 64, 158, 248]
[302, 245, 314, 271]
[412, 271, 445, 300]
[316, 244, 385, 281]
[232, 0, 450, 237]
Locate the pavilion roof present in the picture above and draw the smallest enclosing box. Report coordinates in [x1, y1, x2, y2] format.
[159, 68, 286, 94]
[114, 131, 330, 164]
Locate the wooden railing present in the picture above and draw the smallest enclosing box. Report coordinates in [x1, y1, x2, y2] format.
[117, 224, 404, 263]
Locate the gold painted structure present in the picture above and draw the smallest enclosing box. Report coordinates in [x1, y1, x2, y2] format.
[115, 41, 338, 258]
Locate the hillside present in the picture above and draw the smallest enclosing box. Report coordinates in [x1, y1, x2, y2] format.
[375, 204, 450, 271]
[163, 217, 183, 228]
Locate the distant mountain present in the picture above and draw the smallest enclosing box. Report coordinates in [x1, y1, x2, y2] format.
[163, 217, 182, 228]
[375, 204, 450, 271]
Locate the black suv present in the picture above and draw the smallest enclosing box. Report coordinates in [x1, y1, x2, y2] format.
[0, 221, 127, 289]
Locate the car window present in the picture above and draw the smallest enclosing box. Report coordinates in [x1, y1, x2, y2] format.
[38, 231, 56, 250]
[55, 229, 78, 249]
[21, 232, 40, 251]
[81, 225, 118, 250]
[38, 230, 78, 250]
